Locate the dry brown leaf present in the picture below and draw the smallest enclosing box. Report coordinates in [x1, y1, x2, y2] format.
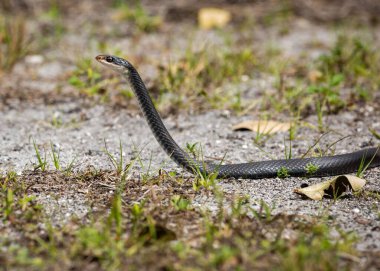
[198, 8, 231, 29]
[294, 175, 366, 200]
[232, 120, 291, 134]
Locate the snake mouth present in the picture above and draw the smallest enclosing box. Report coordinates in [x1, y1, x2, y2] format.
[95, 55, 125, 72]
[95, 55, 105, 61]
[95, 55, 113, 63]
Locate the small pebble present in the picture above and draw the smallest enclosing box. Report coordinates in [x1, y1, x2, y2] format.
[241, 75, 249, 82]
[25, 55, 44, 64]
[221, 110, 231, 118]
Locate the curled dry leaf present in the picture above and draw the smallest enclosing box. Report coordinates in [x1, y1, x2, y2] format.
[294, 175, 366, 200]
[232, 120, 291, 134]
[198, 8, 231, 30]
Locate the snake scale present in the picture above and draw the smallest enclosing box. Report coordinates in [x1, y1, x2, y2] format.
[96, 55, 380, 179]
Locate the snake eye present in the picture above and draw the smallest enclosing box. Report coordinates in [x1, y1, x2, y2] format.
[105, 56, 113, 63]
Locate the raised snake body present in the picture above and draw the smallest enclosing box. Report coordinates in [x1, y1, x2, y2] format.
[96, 55, 380, 179]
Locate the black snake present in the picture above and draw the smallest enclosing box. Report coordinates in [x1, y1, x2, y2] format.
[96, 55, 380, 179]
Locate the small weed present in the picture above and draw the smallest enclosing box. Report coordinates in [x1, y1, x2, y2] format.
[131, 201, 145, 222]
[300, 133, 346, 159]
[51, 112, 63, 128]
[252, 122, 273, 146]
[130, 201, 147, 236]
[185, 142, 198, 157]
[69, 58, 105, 96]
[193, 170, 219, 191]
[277, 166, 289, 178]
[307, 73, 345, 131]
[315, 99, 325, 132]
[50, 142, 61, 170]
[231, 195, 250, 218]
[288, 121, 298, 141]
[170, 195, 191, 211]
[2, 187, 14, 219]
[109, 193, 123, 237]
[191, 148, 223, 191]
[0, 16, 30, 71]
[4, 170, 17, 183]
[250, 199, 274, 221]
[358, 190, 380, 201]
[139, 153, 156, 183]
[324, 136, 353, 157]
[32, 138, 47, 171]
[18, 194, 36, 212]
[182, 143, 221, 190]
[64, 155, 77, 174]
[301, 134, 325, 159]
[120, 88, 134, 99]
[103, 139, 125, 175]
[305, 162, 319, 175]
[284, 137, 293, 159]
[356, 148, 379, 178]
[369, 128, 380, 140]
[103, 140, 140, 188]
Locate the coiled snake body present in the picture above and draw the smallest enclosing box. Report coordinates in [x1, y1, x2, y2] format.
[96, 55, 380, 179]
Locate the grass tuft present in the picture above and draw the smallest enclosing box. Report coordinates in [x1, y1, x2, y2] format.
[0, 16, 30, 72]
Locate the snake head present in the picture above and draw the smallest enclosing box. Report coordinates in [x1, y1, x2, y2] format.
[96, 55, 132, 74]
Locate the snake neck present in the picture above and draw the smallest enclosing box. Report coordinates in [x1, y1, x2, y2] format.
[125, 68, 199, 172]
